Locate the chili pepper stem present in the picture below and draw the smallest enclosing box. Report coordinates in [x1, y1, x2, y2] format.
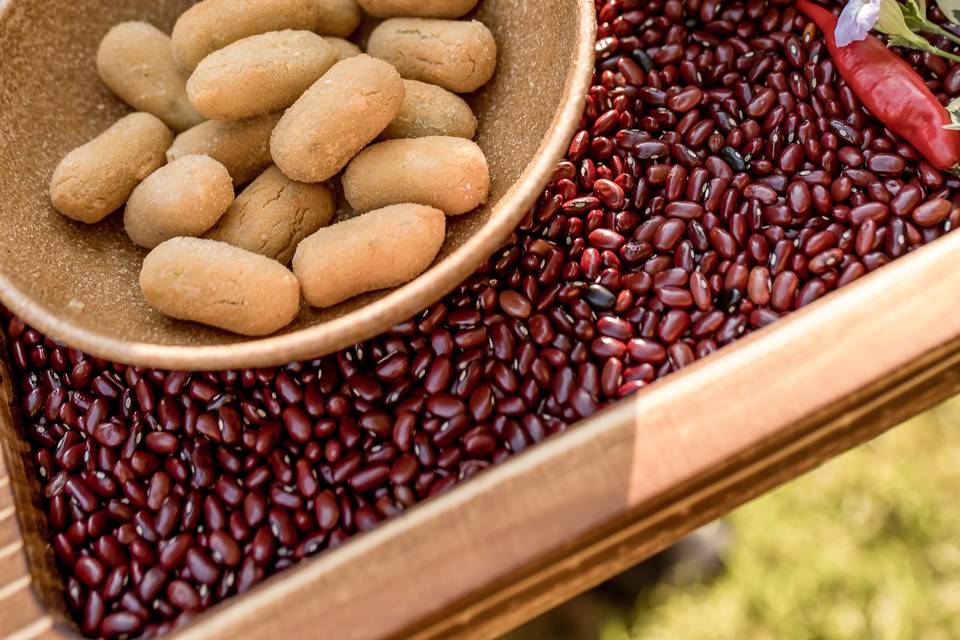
[892, 37, 960, 63]
[930, 47, 960, 62]
[927, 44, 960, 62]
[923, 22, 960, 49]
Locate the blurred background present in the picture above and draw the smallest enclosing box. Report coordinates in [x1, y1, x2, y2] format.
[505, 397, 960, 640]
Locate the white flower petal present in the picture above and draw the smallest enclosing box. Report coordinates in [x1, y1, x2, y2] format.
[835, 0, 881, 46]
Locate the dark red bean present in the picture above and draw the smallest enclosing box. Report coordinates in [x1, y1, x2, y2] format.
[787, 181, 811, 214]
[657, 311, 690, 344]
[82, 591, 105, 636]
[350, 464, 391, 492]
[658, 286, 694, 308]
[780, 143, 804, 173]
[635, 140, 669, 159]
[168, 579, 201, 611]
[890, 184, 923, 217]
[591, 337, 627, 359]
[912, 198, 951, 227]
[75, 555, 106, 587]
[797, 278, 827, 307]
[186, 548, 221, 585]
[594, 178, 627, 209]
[771, 271, 799, 311]
[709, 227, 738, 259]
[598, 317, 633, 340]
[667, 86, 703, 112]
[92, 422, 126, 448]
[138, 566, 167, 602]
[866, 153, 906, 175]
[850, 202, 889, 226]
[209, 530, 242, 566]
[95, 535, 128, 568]
[744, 183, 777, 205]
[665, 201, 704, 219]
[748, 267, 772, 306]
[314, 491, 340, 531]
[589, 228, 626, 250]
[747, 88, 776, 117]
[282, 405, 312, 443]
[145, 431, 178, 455]
[653, 218, 688, 250]
[100, 612, 142, 638]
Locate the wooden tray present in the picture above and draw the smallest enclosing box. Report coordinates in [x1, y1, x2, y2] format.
[4, 230, 960, 640]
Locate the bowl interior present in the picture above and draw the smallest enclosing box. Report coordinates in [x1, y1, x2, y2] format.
[0, 0, 591, 369]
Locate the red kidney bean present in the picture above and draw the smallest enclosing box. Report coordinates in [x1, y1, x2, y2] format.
[665, 201, 704, 219]
[499, 290, 533, 319]
[837, 146, 864, 167]
[594, 178, 627, 209]
[635, 140, 669, 159]
[167, 579, 201, 611]
[786, 181, 811, 214]
[100, 612, 142, 638]
[709, 227, 738, 258]
[744, 183, 777, 205]
[771, 271, 799, 311]
[912, 198, 952, 227]
[667, 86, 703, 112]
[796, 278, 827, 307]
[665, 165, 687, 201]
[850, 202, 890, 226]
[747, 87, 776, 117]
[82, 591, 105, 636]
[652, 218, 687, 251]
[809, 249, 843, 273]
[747, 267, 772, 306]
[209, 530, 242, 567]
[779, 143, 804, 173]
[75, 556, 106, 587]
[866, 153, 906, 175]
[889, 184, 923, 217]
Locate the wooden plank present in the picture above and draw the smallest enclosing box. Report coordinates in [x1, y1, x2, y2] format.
[0, 543, 27, 584]
[0, 340, 71, 638]
[2, 618, 57, 640]
[0, 452, 61, 640]
[0, 518, 21, 554]
[0, 579, 46, 629]
[0, 487, 14, 513]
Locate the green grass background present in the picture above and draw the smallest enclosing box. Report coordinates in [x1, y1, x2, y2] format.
[509, 397, 960, 639]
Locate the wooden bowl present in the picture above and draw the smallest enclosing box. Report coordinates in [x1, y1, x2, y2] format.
[0, 0, 595, 371]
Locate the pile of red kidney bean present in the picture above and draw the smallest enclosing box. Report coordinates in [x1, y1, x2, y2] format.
[8, 0, 960, 637]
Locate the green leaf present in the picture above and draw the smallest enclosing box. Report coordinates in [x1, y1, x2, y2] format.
[900, 0, 928, 29]
[876, 0, 933, 45]
[934, 0, 960, 24]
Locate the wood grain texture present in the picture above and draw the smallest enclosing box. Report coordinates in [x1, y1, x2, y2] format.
[5, 229, 960, 639]
[0, 343, 67, 640]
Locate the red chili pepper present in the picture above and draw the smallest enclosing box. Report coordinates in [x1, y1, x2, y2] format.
[797, 0, 960, 171]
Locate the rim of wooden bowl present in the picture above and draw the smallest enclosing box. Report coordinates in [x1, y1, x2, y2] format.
[0, 0, 596, 371]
